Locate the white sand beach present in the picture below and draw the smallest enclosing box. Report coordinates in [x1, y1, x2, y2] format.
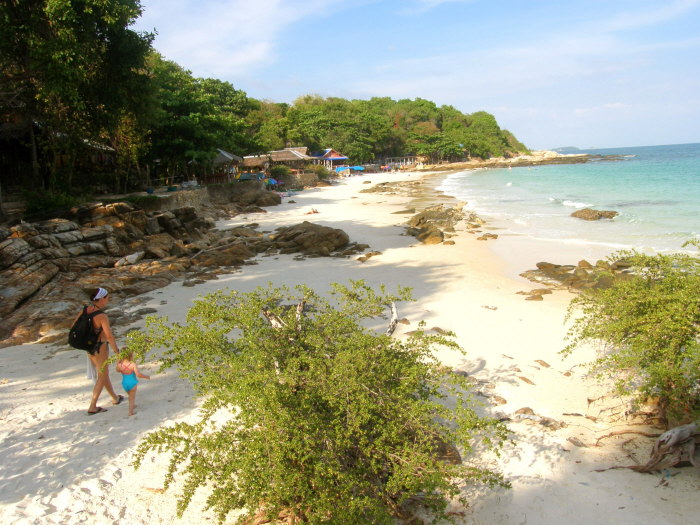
[1, 171, 698, 524]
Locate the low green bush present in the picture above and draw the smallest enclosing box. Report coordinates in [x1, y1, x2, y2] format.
[270, 165, 291, 179]
[564, 247, 700, 427]
[22, 190, 83, 215]
[128, 281, 508, 524]
[309, 164, 333, 180]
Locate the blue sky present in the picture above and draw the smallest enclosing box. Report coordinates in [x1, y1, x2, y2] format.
[132, 0, 700, 150]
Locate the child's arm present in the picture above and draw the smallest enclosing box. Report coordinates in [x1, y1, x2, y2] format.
[133, 363, 150, 380]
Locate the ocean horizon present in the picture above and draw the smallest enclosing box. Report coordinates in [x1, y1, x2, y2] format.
[438, 142, 700, 258]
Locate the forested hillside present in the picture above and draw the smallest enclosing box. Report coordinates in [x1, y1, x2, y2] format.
[0, 0, 528, 203]
[246, 95, 528, 164]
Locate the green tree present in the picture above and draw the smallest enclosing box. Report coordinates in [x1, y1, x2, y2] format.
[268, 95, 526, 164]
[128, 281, 508, 524]
[501, 129, 529, 154]
[197, 77, 255, 155]
[245, 99, 289, 152]
[563, 248, 700, 427]
[146, 53, 218, 180]
[0, 0, 153, 190]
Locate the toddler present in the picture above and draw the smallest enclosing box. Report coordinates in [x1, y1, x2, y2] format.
[116, 351, 151, 416]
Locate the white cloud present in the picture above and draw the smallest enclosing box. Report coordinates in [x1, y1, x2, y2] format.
[403, 0, 477, 14]
[601, 0, 700, 32]
[573, 103, 632, 117]
[134, 0, 353, 76]
[350, 31, 642, 102]
[132, 0, 700, 148]
[347, 0, 700, 106]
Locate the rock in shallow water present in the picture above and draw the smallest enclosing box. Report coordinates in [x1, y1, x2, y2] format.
[570, 208, 618, 220]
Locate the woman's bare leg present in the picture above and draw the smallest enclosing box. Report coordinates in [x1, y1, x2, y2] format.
[128, 386, 137, 416]
[88, 345, 119, 412]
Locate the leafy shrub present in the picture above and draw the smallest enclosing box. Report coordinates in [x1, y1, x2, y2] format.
[269, 165, 291, 179]
[128, 281, 508, 524]
[22, 190, 83, 216]
[309, 164, 333, 180]
[564, 248, 700, 427]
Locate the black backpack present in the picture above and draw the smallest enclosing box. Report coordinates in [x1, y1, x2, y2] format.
[68, 306, 102, 351]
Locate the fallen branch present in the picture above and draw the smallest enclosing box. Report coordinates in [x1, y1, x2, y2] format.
[189, 239, 244, 260]
[386, 302, 399, 336]
[595, 430, 662, 447]
[594, 422, 699, 473]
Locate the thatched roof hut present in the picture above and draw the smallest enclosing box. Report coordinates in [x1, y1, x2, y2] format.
[243, 147, 314, 170]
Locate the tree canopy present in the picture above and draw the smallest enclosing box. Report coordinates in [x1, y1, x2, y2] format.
[1, 1, 529, 200]
[0, 0, 153, 190]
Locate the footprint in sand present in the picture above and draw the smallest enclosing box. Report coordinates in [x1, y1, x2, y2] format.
[109, 468, 122, 482]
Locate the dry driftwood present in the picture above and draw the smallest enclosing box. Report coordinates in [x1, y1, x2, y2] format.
[595, 422, 700, 473]
[385, 302, 399, 336]
[594, 430, 662, 447]
[261, 300, 399, 376]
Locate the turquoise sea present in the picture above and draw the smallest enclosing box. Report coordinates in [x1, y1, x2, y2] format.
[438, 143, 700, 255]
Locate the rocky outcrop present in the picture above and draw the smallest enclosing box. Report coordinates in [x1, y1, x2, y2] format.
[571, 208, 619, 221]
[0, 201, 224, 345]
[268, 222, 350, 256]
[283, 172, 321, 189]
[0, 196, 362, 346]
[476, 233, 498, 241]
[405, 204, 464, 245]
[360, 180, 427, 197]
[520, 258, 633, 292]
[417, 151, 627, 172]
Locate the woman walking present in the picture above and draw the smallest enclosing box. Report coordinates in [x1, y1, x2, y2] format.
[80, 287, 124, 414]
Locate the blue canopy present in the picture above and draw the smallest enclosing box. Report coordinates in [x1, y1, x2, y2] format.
[335, 165, 365, 172]
[238, 172, 265, 181]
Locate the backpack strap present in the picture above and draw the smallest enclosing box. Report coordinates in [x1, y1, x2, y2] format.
[86, 306, 104, 338]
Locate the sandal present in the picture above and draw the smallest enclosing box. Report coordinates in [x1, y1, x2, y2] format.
[87, 407, 108, 415]
[113, 395, 125, 406]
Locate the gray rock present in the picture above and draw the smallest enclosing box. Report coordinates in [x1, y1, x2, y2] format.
[0, 237, 33, 269]
[571, 208, 618, 220]
[0, 259, 60, 318]
[271, 221, 349, 256]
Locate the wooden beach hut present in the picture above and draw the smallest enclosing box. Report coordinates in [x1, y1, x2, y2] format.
[199, 149, 243, 184]
[311, 148, 348, 170]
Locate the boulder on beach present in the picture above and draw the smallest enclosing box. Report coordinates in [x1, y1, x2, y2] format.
[571, 208, 619, 220]
[270, 221, 350, 256]
[405, 204, 464, 245]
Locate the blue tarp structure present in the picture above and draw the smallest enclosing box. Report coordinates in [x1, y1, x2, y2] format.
[335, 166, 365, 172]
[238, 172, 265, 181]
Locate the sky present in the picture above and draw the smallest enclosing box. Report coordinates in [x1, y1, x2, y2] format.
[132, 0, 700, 150]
